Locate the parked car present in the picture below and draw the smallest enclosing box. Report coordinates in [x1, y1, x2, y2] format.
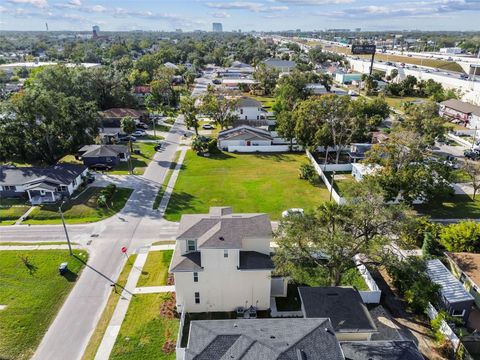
[119, 135, 137, 142]
[202, 123, 215, 130]
[464, 149, 480, 160]
[212, 79, 222, 85]
[460, 74, 469, 80]
[132, 130, 146, 137]
[154, 143, 164, 151]
[136, 122, 149, 129]
[89, 163, 113, 171]
[282, 208, 304, 218]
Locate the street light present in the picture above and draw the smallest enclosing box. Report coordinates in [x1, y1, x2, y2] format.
[59, 200, 73, 256]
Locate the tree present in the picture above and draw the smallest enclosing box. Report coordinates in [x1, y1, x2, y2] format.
[401, 101, 447, 145]
[201, 94, 239, 130]
[272, 70, 311, 114]
[422, 232, 442, 258]
[253, 62, 279, 95]
[440, 221, 480, 253]
[365, 131, 453, 203]
[180, 95, 199, 135]
[463, 160, 480, 199]
[150, 66, 178, 107]
[276, 110, 296, 150]
[274, 184, 409, 286]
[361, 74, 378, 96]
[0, 89, 98, 164]
[121, 116, 136, 153]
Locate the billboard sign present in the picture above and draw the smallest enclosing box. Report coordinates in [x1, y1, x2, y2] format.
[351, 44, 376, 55]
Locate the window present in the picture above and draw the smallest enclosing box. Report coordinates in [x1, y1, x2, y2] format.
[240, 109, 243, 114]
[194, 292, 200, 304]
[451, 309, 465, 317]
[460, 273, 467, 283]
[256, 116, 259, 120]
[107, 158, 113, 162]
[72, 178, 77, 186]
[3, 185, 16, 191]
[224, 250, 228, 258]
[57, 185, 68, 192]
[193, 272, 198, 282]
[187, 240, 196, 252]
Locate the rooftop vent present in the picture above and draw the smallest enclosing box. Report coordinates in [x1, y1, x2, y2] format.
[296, 349, 307, 360]
[219, 236, 225, 241]
[270, 335, 276, 339]
[233, 323, 238, 327]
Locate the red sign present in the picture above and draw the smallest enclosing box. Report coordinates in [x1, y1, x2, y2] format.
[121, 246, 127, 253]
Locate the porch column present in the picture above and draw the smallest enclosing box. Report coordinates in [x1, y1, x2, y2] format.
[50, 191, 55, 201]
[27, 190, 32, 202]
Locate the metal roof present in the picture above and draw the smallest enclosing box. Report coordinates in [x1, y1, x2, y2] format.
[426, 259, 474, 304]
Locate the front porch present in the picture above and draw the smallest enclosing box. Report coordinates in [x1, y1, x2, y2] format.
[27, 190, 62, 205]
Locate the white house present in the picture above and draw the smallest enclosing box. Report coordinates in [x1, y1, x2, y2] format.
[170, 206, 274, 313]
[234, 97, 267, 121]
[217, 126, 273, 151]
[439, 99, 480, 129]
[351, 163, 381, 182]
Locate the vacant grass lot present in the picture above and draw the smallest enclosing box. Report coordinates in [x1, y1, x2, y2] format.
[24, 187, 132, 224]
[0, 250, 87, 360]
[110, 293, 178, 360]
[383, 96, 425, 110]
[137, 251, 173, 287]
[165, 151, 330, 221]
[82, 255, 137, 360]
[414, 194, 480, 219]
[110, 142, 157, 175]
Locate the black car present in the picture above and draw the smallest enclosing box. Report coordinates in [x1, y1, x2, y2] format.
[89, 163, 113, 171]
[119, 135, 137, 142]
[154, 143, 164, 151]
[464, 149, 480, 160]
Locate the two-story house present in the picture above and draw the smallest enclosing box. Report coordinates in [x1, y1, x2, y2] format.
[170, 206, 274, 313]
[234, 97, 267, 121]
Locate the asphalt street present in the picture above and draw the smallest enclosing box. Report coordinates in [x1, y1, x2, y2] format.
[0, 116, 186, 360]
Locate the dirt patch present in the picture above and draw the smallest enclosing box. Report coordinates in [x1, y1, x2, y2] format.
[371, 268, 446, 360]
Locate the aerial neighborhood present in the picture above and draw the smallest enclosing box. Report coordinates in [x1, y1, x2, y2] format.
[1, 7, 480, 360]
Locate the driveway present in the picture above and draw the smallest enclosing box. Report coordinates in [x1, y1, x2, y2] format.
[0, 116, 186, 360]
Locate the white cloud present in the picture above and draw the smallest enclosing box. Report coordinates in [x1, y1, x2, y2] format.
[0, 5, 7, 12]
[212, 11, 231, 18]
[7, 0, 48, 8]
[205, 1, 288, 12]
[68, 0, 81, 6]
[274, 0, 354, 4]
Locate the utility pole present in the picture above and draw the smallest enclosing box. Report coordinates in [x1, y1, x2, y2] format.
[59, 201, 73, 256]
[329, 171, 336, 202]
[128, 142, 133, 175]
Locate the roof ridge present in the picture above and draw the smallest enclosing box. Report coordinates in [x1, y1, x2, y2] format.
[280, 318, 331, 355]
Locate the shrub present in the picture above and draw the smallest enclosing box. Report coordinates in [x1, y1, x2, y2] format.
[299, 164, 316, 184]
[207, 138, 219, 154]
[97, 184, 117, 207]
[440, 221, 480, 253]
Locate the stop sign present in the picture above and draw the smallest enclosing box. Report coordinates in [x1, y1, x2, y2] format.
[121, 246, 127, 253]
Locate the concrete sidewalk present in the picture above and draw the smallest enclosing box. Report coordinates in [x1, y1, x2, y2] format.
[0, 244, 84, 251]
[150, 244, 175, 251]
[157, 148, 187, 216]
[94, 247, 150, 360]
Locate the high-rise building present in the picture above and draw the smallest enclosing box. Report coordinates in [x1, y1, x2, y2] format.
[92, 25, 100, 38]
[212, 22, 223, 32]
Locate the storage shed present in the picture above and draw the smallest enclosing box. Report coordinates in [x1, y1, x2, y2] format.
[426, 259, 474, 322]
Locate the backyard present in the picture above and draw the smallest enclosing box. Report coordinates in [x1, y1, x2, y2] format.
[110, 142, 157, 175]
[0, 250, 87, 360]
[164, 151, 330, 221]
[110, 292, 178, 360]
[137, 250, 173, 287]
[414, 194, 480, 219]
[23, 186, 133, 224]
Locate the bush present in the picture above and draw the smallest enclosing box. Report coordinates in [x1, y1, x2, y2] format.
[97, 184, 117, 208]
[386, 257, 440, 314]
[440, 220, 480, 253]
[299, 164, 316, 184]
[207, 138, 219, 154]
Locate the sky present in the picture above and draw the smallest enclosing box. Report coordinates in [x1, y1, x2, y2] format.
[0, 0, 479, 32]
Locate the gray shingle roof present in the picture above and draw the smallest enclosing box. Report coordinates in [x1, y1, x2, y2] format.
[340, 341, 424, 360]
[218, 126, 273, 142]
[298, 287, 377, 333]
[263, 58, 296, 69]
[441, 99, 480, 117]
[426, 259, 474, 304]
[238, 97, 262, 108]
[177, 207, 272, 249]
[170, 251, 202, 272]
[78, 145, 128, 158]
[239, 251, 274, 270]
[0, 164, 86, 186]
[185, 318, 344, 360]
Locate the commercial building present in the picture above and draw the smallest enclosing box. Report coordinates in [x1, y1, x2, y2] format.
[212, 22, 223, 32]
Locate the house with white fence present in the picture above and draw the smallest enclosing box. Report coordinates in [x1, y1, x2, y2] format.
[170, 206, 278, 313]
[234, 97, 268, 121]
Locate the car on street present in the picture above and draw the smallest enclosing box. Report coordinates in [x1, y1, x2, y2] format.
[202, 123, 215, 130]
[464, 149, 480, 160]
[136, 122, 149, 129]
[132, 130, 146, 137]
[212, 79, 222, 85]
[282, 208, 304, 218]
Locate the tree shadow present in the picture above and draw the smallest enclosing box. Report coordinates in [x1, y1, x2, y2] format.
[201, 152, 234, 161]
[165, 192, 195, 216]
[252, 153, 293, 162]
[19, 255, 38, 275]
[62, 268, 79, 282]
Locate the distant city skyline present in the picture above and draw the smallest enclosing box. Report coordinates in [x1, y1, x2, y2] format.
[0, 0, 479, 32]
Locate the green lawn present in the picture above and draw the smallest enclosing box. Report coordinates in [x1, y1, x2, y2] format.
[110, 142, 157, 175]
[82, 255, 137, 360]
[383, 96, 425, 111]
[165, 151, 330, 221]
[0, 250, 87, 360]
[330, 173, 357, 196]
[137, 250, 173, 287]
[0, 205, 30, 226]
[250, 95, 276, 111]
[414, 194, 480, 219]
[23, 187, 133, 224]
[110, 293, 178, 360]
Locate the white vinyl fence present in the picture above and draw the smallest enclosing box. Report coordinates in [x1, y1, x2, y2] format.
[176, 309, 186, 360]
[228, 145, 302, 153]
[354, 255, 382, 304]
[426, 302, 461, 351]
[306, 150, 347, 205]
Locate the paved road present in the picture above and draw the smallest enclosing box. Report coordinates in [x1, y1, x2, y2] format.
[0, 116, 186, 360]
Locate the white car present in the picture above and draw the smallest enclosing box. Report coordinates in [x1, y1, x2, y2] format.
[282, 208, 304, 218]
[132, 130, 146, 137]
[202, 124, 215, 130]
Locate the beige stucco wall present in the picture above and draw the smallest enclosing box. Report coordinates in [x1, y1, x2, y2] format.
[175, 248, 271, 313]
[242, 236, 270, 254]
